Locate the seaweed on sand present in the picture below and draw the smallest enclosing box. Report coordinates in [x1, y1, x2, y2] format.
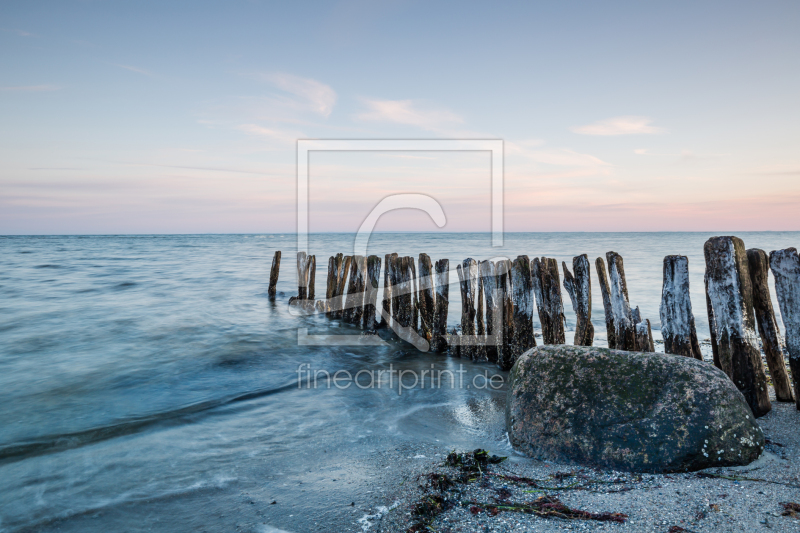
[404, 449, 627, 532]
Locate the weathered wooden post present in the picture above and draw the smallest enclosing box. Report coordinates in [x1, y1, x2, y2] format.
[268, 251, 281, 298]
[769, 248, 800, 409]
[496, 259, 515, 370]
[457, 258, 478, 359]
[531, 257, 566, 344]
[418, 254, 436, 344]
[480, 260, 500, 363]
[388, 253, 400, 325]
[605, 252, 636, 350]
[296, 252, 310, 300]
[409, 258, 419, 332]
[659, 255, 702, 359]
[562, 255, 593, 346]
[307, 255, 316, 301]
[510, 255, 535, 364]
[363, 255, 381, 330]
[380, 253, 392, 328]
[705, 276, 721, 369]
[397, 256, 413, 328]
[342, 255, 360, 323]
[354, 256, 369, 327]
[704, 236, 771, 417]
[325, 254, 342, 317]
[432, 258, 449, 352]
[595, 257, 617, 349]
[333, 256, 352, 319]
[745, 249, 794, 402]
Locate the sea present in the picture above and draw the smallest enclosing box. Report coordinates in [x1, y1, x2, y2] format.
[1, 232, 798, 532]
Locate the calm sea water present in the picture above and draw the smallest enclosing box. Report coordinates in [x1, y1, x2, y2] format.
[1, 232, 798, 532]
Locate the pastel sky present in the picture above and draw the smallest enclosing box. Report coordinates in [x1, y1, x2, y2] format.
[2, 1, 799, 234]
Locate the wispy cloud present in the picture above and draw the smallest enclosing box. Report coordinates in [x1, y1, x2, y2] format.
[114, 64, 154, 76]
[356, 99, 464, 132]
[572, 116, 665, 136]
[236, 123, 304, 146]
[1, 28, 34, 37]
[0, 84, 59, 92]
[259, 72, 337, 117]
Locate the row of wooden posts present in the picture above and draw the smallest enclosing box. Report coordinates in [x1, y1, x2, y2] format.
[267, 238, 800, 418]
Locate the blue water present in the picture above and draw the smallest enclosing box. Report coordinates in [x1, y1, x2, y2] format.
[1, 232, 798, 532]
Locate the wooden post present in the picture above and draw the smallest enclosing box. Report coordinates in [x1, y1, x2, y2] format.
[704, 236, 771, 417]
[397, 256, 412, 328]
[342, 255, 360, 323]
[769, 247, 800, 409]
[496, 259, 515, 370]
[432, 258, 449, 352]
[595, 257, 617, 349]
[333, 256, 351, 319]
[418, 254, 436, 344]
[705, 275, 721, 369]
[296, 252, 309, 300]
[307, 255, 316, 301]
[659, 255, 702, 359]
[268, 251, 281, 298]
[511, 255, 535, 364]
[531, 257, 566, 345]
[409, 258, 419, 332]
[457, 258, 478, 359]
[363, 255, 381, 331]
[605, 252, 636, 350]
[387, 254, 399, 325]
[325, 254, 342, 317]
[562, 254, 594, 346]
[480, 260, 500, 363]
[380, 253, 392, 328]
[746, 249, 794, 402]
[353, 256, 368, 327]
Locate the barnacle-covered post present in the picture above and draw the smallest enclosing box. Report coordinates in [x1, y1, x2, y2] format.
[562, 254, 593, 346]
[769, 247, 800, 409]
[432, 258, 449, 353]
[510, 255, 535, 363]
[704, 236, 771, 417]
[659, 255, 702, 359]
[531, 257, 566, 344]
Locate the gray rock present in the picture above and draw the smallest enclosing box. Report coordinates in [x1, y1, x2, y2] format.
[506, 345, 765, 473]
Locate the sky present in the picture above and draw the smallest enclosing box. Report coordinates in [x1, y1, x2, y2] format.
[1, 0, 799, 234]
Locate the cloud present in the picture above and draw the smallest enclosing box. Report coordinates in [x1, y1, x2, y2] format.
[114, 64, 154, 76]
[260, 72, 337, 117]
[236, 124, 304, 146]
[572, 116, 665, 136]
[634, 148, 649, 155]
[0, 85, 59, 92]
[1, 28, 34, 37]
[356, 99, 464, 132]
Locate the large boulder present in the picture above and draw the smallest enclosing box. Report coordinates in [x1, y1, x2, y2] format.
[506, 345, 764, 473]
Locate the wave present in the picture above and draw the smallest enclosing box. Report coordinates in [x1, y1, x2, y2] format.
[0, 381, 299, 466]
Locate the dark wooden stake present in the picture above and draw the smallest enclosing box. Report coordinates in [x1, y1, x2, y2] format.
[562, 254, 594, 346]
[363, 255, 381, 330]
[605, 252, 636, 350]
[432, 258, 449, 353]
[497, 259, 515, 370]
[659, 255, 702, 359]
[595, 257, 617, 349]
[409, 258, 419, 332]
[380, 253, 392, 328]
[457, 258, 478, 359]
[268, 251, 281, 298]
[510, 255, 535, 364]
[531, 257, 566, 345]
[769, 247, 800, 409]
[418, 254, 435, 344]
[704, 236, 771, 417]
[480, 260, 500, 363]
[745, 249, 794, 402]
[296, 252, 310, 300]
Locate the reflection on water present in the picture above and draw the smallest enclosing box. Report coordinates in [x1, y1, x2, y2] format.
[0, 232, 797, 531]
